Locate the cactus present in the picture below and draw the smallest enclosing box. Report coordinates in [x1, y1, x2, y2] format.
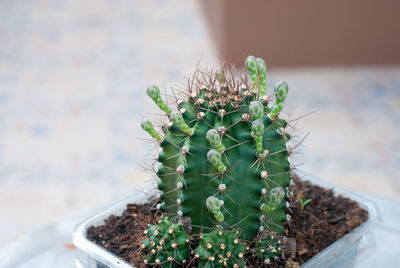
[194, 226, 246, 267]
[140, 56, 292, 266]
[141, 217, 190, 266]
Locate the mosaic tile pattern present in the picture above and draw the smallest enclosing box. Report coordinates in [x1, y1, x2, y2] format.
[0, 0, 399, 245]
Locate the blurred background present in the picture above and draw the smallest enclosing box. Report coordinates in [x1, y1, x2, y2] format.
[0, 0, 399, 245]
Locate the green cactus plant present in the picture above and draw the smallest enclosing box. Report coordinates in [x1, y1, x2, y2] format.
[141, 217, 190, 266]
[140, 56, 292, 267]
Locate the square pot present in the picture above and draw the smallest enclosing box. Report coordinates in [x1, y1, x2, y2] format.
[72, 173, 379, 268]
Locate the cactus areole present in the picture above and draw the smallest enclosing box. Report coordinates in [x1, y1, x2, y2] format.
[141, 56, 292, 267]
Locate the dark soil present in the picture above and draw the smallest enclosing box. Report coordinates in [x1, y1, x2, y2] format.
[87, 178, 368, 267]
[87, 203, 160, 267]
[286, 177, 368, 265]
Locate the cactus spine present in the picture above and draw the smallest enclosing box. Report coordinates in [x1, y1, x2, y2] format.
[140, 56, 292, 267]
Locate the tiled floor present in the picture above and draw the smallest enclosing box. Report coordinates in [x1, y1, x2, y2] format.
[0, 0, 399, 245]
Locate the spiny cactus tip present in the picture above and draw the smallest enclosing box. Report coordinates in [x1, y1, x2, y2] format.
[146, 85, 172, 114]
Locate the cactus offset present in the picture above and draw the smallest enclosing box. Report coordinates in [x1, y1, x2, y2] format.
[141, 217, 190, 266]
[140, 56, 293, 266]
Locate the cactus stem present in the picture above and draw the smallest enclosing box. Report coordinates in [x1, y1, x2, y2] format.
[206, 196, 224, 223]
[246, 56, 267, 98]
[146, 85, 172, 115]
[141, 121, 163, 142]
[267, 80, 288, 119]
[249, 101, 264, 121]
[164, 152, 186, 161]
[207, 149, 227, 173]
[221, 191, 236, 204]
[251, 118, 264, 152]
[170, 112, 194, 135]
[223, 119, 242, 133]
[223, 172, 240, 184]
[206, 129, 225, 153]
[142, 56, 292, 266]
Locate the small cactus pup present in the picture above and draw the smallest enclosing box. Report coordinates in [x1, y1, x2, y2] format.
[140, 55, 292, 267]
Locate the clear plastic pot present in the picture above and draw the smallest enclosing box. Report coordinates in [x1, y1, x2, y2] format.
[72, 173, 379, 268]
